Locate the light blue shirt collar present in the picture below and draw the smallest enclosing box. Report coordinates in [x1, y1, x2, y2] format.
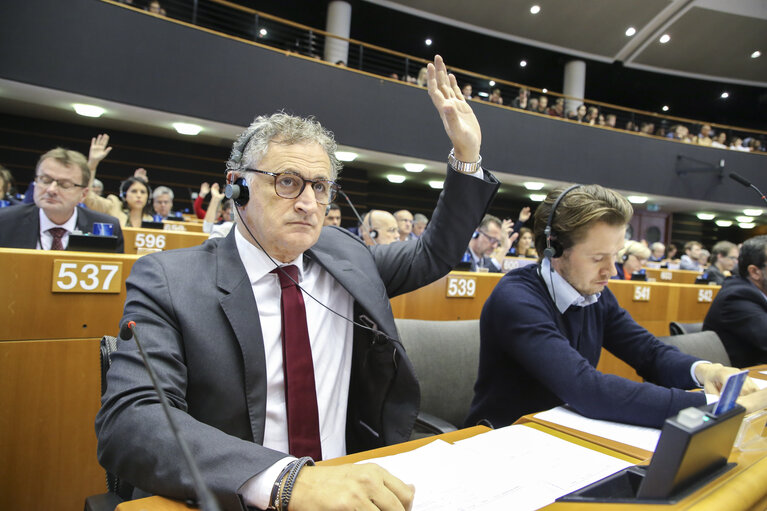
[540, 257, 600, 314]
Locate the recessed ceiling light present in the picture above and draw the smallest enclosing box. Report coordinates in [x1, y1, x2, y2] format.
[715, 220, 732, 227]
[335, 151, 357, 162]
[477, 92, 489, 98]
[625, 27, 636, 37]
[739, 222, 756, 229]
[720, 92, 730, 99]
[529, 193, 546, 202]
[542, 88, 548, 93]
[523, 181, 545, 190]
[387, 175, 406, 184]
[520, 60, 527, 67]
[404, 163, 425, 173]
[751, 50, 761, 59]
[259, 28, 267, 37]
[489, 80, 495, 86]
[428, 180, 444, 189]
[743, 209, 763, 216]
[530, 5, 541, 14]
[627, 195, 648, 204]
[172, 122, 202, 135]
[662, 105, 669, 112]
[736, 216, 755, 223]
[425, 38, 432, 46]
[72, 104, 105, 118]
[696, 213, 715, 221]
[659, 34, 671, 44]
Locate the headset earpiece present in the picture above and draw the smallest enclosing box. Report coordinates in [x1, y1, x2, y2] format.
[225, 177, 250, 207]
[367, 210, 379, 240]
[472, 231, 480, 239]
[622, 252, 630, 262]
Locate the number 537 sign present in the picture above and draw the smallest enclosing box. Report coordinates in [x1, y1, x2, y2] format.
[51, 260, 123, 293]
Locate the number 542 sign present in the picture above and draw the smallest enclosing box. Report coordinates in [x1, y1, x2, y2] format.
[52, 260, 123, 293]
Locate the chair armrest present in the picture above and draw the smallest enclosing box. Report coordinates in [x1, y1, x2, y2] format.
[414, 412, 459, 436]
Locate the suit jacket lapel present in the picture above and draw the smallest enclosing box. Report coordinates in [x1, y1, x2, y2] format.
[215, 230, 270, 444]
[19, 205, 41, 248]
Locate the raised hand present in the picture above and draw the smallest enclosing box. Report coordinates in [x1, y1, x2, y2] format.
[134, 168, 148, 182]
[426, 55, 481, 162]
[199, 182, 211, 197]
[518, 206, 531, 224]
[88, 133, 113, 165]
[209, 182, 224, 199]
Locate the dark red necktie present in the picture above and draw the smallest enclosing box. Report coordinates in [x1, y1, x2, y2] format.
[272, 265, 322, 460]
[48, 227, 67, 250]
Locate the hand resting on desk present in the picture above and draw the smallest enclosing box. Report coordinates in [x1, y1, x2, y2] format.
[694, 363, 767, 414]
[291, 463, 414, 511]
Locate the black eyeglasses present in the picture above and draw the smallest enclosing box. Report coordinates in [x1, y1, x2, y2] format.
[478, 230, 501, 246]
[244, 168, 340, 205]
[35, 174, 86, 190]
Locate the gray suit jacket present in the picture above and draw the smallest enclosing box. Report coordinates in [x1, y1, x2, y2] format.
[0, 202, 124, 252]
[95, 167, 499, 509]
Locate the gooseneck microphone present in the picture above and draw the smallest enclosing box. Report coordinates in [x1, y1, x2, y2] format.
[729, 172, 767, 204]
[119, 322, 222, 511]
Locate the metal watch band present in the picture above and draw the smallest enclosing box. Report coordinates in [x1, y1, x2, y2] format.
[448, 148, 482, 174]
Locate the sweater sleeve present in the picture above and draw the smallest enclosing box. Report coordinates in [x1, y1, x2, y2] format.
[193, 195, 206, 219]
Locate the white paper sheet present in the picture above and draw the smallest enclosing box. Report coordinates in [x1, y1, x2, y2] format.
[359, 425, 632, 510]
[534, 406, 661, 452]
[752, 377, 767, 390]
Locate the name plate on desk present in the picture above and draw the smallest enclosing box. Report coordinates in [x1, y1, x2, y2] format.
[633, 285, 651, 302]
[697, 288, 714, 303]
[134, 232, 166, 250]
[51, 260, 122, 293]
[446, 275, 476, 298]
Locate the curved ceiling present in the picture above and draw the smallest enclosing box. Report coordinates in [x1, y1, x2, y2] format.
[364, 0, 767, 87]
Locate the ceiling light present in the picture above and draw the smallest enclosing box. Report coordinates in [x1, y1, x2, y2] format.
[627, 195, 648, 204]
[659, 34, 670, 44]
[739, 222, 756, 229]
[662, 105, 669, 112]
[542, 88, 548, 93]
[335, 151, 357, 162]
[696, 213, 715, 221]
[529, 193, 546, 202]
[172, 122, 202, 135]
[530, 5, 541, 14]
[743, 209, 763, 216]
[625, 27, 636, 37]
[736, 216, 755, 223]
[523, 181, 545, 190]
[386, 175, 406, 184]
[404, 163, 425, 173]
[720, 92, 729, 99]
[259, 28, 267, 37]
[428, 180, 444, 189]
[519, 60, 527, 68]
[751, 50, 761, 59]
[477, 92, 489, 98]
[715, 220, 732, 227]
[425, 38, 432, 46]
[489, 80, 495, 86]
[72, 104, 105, 118]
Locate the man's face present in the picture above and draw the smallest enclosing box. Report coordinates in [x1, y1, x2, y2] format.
[539, 97, 548, 109]
[395, 210, 413, 237]
[153, 193, 173, 217]
[552, 222, 625, 296]
[719, 248, 739, 272]
[235, 142, 330, 262]
[371, 212, 399, 245]
[324, 208, 341, 226]
[412, 220, 427, 237]
[687, 244, 702, 259]
[701, 125, 711, 137]
[34, 158, 88, 223]
[651, 245, 665, 259]
[472, 222, 503, 257]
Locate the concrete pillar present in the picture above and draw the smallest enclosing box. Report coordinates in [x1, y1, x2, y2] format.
[324, 1, 351, 65]
[563, 60, 586, 116]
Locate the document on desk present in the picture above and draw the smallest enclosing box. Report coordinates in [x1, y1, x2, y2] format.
[534, 406, 661, 452]
[358, 425, 632, 510]
[753, 377, 767, 389]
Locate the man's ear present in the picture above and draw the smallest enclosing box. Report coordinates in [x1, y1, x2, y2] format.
[79, 186, 89, 203]
[747, 264, 763, 282]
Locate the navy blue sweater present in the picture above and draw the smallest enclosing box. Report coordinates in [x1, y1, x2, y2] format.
[465, 264, 706, 429]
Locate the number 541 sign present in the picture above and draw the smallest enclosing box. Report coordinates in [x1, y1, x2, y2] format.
[52, 260, 123, 293]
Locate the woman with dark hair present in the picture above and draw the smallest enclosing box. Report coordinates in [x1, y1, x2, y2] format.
[0, 165, 20, 205]
[86, 174, 153, 227]
[511, 227, 537, 258]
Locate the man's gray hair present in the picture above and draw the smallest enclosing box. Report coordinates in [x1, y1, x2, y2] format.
[153, 186, 174, 200]
[414, 213, 429, 225]
[226, 112, 342, 180]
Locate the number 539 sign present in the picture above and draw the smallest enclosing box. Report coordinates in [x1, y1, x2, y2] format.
[52, 260, 123, 293]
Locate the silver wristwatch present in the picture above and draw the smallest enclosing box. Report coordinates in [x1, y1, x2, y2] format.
[448, 148, 482, 174]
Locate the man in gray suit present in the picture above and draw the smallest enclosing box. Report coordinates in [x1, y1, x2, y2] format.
[96, 55, 498, 511]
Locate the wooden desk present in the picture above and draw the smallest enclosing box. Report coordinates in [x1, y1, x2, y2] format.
[0, 248, 139, 341]
[122, 227, 209, 254]
[644, 267, 702, 285]
[163, 220, 203, 232]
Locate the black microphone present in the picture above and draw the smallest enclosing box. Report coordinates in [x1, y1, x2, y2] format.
[119, 321, 222, 511]
[729, 172, 767, 204]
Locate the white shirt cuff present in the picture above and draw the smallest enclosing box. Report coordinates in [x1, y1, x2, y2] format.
[690, 360, 711, 387]
[239, 456, 295, 509]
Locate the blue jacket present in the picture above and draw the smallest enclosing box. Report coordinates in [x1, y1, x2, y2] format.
[465, 264, 705, 429]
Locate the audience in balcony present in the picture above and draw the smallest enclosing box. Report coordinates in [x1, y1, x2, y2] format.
[488, 88, 503, 105]
[569, 104, 588, 122]
[547, 97, 565, 117]
[146, 0, 166, 16]
[527, 97, 539, 113]
[585, 106, 600, 125]
[462, 84, 473, 100]
[697, 124, 714, 146]
[511, 87, 529, 109]
[416, 67, 428, 87]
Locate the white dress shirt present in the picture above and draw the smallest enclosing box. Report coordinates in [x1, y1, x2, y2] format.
[37, 208, 79, 250]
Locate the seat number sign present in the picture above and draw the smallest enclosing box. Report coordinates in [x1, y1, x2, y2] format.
[446, 276, 477, 298]
[52, 260, 123, 293]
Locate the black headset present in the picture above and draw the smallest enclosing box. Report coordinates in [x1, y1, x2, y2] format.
[225, 176, 250, 207]
[367, 210, 378, 240]
[223, 125, 259, 207]
[471, 231, 480, 239]
[543, 184, 581, 260]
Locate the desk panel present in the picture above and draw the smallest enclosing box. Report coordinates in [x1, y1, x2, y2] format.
[122, 227, 209, 254]
[0, 248, 139, 341]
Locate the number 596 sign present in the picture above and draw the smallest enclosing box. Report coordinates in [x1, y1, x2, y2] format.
[52, 260, 123, 293]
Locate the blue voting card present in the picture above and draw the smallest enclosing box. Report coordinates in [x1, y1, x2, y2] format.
[712, 370, 748, 416]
